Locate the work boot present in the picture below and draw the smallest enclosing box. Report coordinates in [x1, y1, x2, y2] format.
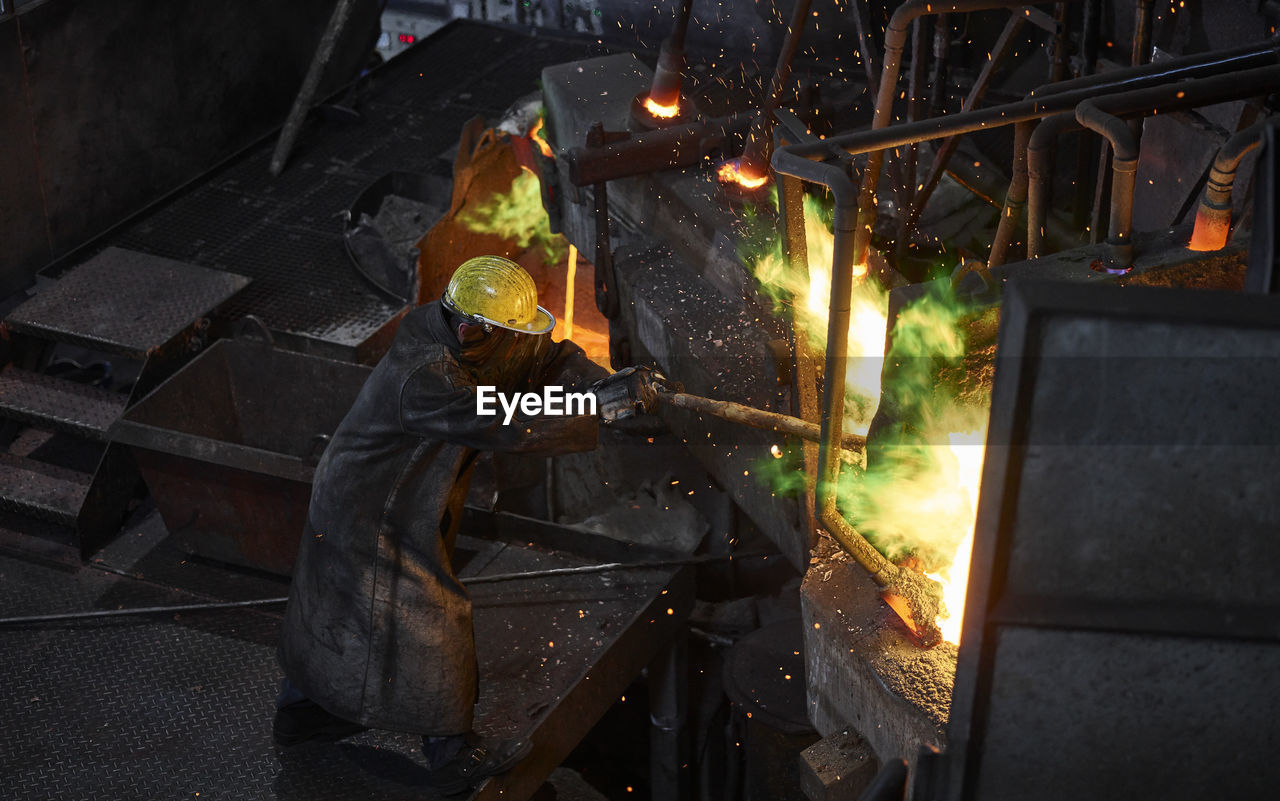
[273, 698, 368, 746]
[422, 736, 533, 795]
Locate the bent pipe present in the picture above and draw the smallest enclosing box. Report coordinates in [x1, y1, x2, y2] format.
[1024, 111, 1082, 259]
[1065, 69, 1280, 267]
[853, 0, 1059, 267]
[1020, 67, 1280, 261]
[1001, 42, 1280, 261]
[1075, 99, 1141, 265]
[1190, 119, 1270, 251]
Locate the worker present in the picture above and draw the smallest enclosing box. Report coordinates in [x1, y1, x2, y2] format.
[274, 256, 669, 794]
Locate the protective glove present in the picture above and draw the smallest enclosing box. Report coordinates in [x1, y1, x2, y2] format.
[591, 366, 681, 423]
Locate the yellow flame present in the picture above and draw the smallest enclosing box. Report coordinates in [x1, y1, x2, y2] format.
[925, 426, 986, 644]
[643, 96, 681, 119]
[529, 117, 554, 159]
[746, 194, 988, 645]
[564, 244, 577, 340]
[717, 160, 770, 190]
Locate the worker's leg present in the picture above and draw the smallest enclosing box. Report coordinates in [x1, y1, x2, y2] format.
[273, 677, 368, 746]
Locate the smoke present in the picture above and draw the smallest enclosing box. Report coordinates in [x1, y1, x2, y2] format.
[741, 191, 889, 436]
[836, 285, 992, 572]
[461, 169, 566, 263]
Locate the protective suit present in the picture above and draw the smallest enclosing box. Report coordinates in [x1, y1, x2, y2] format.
[278, 299, 606, 734]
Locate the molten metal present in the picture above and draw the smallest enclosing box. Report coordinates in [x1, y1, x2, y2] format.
[642, 96, 681, 119]
[1188, 204, 1231, 252]
[717, 158, 769, 190]
[529, 118, 554, 159]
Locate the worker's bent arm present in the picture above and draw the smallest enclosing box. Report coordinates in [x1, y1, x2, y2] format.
[398, 349, 600, 455]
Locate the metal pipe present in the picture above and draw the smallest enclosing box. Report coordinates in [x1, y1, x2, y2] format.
[1132, 0, 1155, 67]
[852, 0, 1056, 267]
[1025, 112, 1078, 258]
[1080, 0, 1101, 77]
[1190, 119, 1270, 251]
[1047, 1, 1070, 84]
[1076, 99, 1139, 265]
[851, 0, 881, 94]
[1017, 68, 1280, 267]
[647, 0, 695, 109]
[649, 637, 690, 801]
[988, 119, 1034, 268]
[928, 13, 952, 119]
[1031, 40, 1280, 99]
[990, 46, 1280, 256]
[896, 16, 932, 261]
[737, 0, 812, 180]
[783, 49, 1279, 167]
[657, 390, 866, 452]
[566, 114, 751, 187]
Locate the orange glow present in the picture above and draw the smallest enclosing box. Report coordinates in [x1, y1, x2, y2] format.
[1188, 206, 1230, 252]
[529, 117, 554, 159]
[881, 591, 924, 639]
[922, 428, 987, 644]
[642, 96, 681, 119]
[717, 159, 770, 189]
[564, 244, 577, 340]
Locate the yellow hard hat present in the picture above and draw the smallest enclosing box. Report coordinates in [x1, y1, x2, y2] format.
[441, 256, 555, 335]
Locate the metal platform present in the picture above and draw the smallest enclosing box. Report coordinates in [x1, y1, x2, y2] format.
[0, 510, 691, 800]
[0, 451, 91, 527]
[78, 21, 621, 363]
[0, 365, 127, 441]
[8, 247, 250, 359]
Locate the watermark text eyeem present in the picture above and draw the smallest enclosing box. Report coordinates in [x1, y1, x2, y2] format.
[475, 386, 597, 425]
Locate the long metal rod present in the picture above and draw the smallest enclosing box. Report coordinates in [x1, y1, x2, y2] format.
[738, 0, 812, 178]
[1132, 0, 1155, 66]
[895, 16, 932, 262]
[783, 42, 1280, 164]
[0, 552, 781, 626]
[270, 0, 357, 176]
[658, 389, 866, 452]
